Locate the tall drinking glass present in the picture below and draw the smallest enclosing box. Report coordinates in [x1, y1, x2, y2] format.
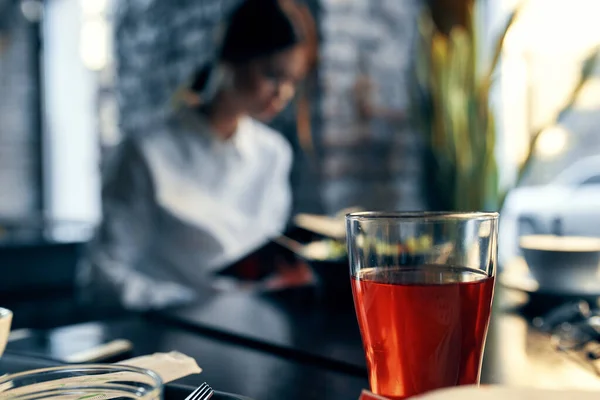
[346, 212, 498, 400]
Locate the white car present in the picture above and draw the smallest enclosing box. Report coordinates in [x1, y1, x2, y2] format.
[499, 155, 600, 266]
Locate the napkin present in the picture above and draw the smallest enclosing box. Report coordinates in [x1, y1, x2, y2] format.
[119, 351, 202, 383]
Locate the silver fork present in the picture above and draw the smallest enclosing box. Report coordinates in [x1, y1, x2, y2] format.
[184, 382, 214, 400]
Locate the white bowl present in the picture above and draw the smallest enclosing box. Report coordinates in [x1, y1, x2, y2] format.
[519, 235, 600, 289]
[0, 308, 12, 357]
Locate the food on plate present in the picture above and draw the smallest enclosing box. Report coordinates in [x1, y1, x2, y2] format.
[302, 239, 346, 261]
[301, 234, 435, 262]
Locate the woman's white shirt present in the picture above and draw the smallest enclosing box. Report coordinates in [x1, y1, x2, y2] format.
[79, 111, 293, 310]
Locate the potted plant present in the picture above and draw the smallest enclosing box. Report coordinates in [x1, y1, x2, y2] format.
[410, 0, 599, 211]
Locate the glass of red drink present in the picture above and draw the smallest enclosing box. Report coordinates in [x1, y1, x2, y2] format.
[346, 212, 498, 400]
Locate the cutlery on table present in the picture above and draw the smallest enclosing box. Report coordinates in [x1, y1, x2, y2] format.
[185, 382, 214, 400]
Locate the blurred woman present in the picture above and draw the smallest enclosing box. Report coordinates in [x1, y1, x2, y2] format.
[79, 0, 317, 310]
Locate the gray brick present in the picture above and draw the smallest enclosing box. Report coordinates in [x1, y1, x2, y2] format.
[320, 40, 358, 65]
[318, 0, 424, 212]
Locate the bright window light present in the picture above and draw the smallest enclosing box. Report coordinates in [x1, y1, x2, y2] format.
[535, 125, 569, 159]
[80, 19, 109, 71]
[80, 0, 108, 16]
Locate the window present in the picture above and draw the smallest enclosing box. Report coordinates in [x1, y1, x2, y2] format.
[43, 0, 102, 224]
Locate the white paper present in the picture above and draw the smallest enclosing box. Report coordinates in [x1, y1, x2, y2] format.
[119, 351, 202, 383]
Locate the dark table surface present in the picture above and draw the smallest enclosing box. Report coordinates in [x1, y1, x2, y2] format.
[152, 288, 366, 375]
[152, 286, 600, 390]
[6, 279, 600, 399]
[0, 353, 251, 400]
[9, 289, 600, 394]
[6, 317, 368, 400]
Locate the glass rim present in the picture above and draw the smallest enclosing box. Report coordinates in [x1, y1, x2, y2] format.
[0, 363, 162, 381]
[0, 364, 163, 399]
[346, 211, 499, 222]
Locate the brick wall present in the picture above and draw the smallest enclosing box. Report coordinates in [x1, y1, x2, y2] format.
[113, 0, 240, 141]
[317, 0, 425, 213]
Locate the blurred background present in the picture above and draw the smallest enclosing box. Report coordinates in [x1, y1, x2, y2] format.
[2, 0, 600, 324]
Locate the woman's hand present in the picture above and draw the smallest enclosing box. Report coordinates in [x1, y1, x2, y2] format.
[262, 257, 315, 291]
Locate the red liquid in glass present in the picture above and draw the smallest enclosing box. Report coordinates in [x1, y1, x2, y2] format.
[351, 266, 495, 400]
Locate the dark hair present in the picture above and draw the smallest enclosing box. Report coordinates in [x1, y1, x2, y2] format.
[221, 0, 308, 64]
[191, 0, 316, 92]
[188, 0, 318, 154]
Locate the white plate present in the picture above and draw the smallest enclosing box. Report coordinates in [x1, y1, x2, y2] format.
[413, 385, 600, 400]
[499, 257, 600, 297]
